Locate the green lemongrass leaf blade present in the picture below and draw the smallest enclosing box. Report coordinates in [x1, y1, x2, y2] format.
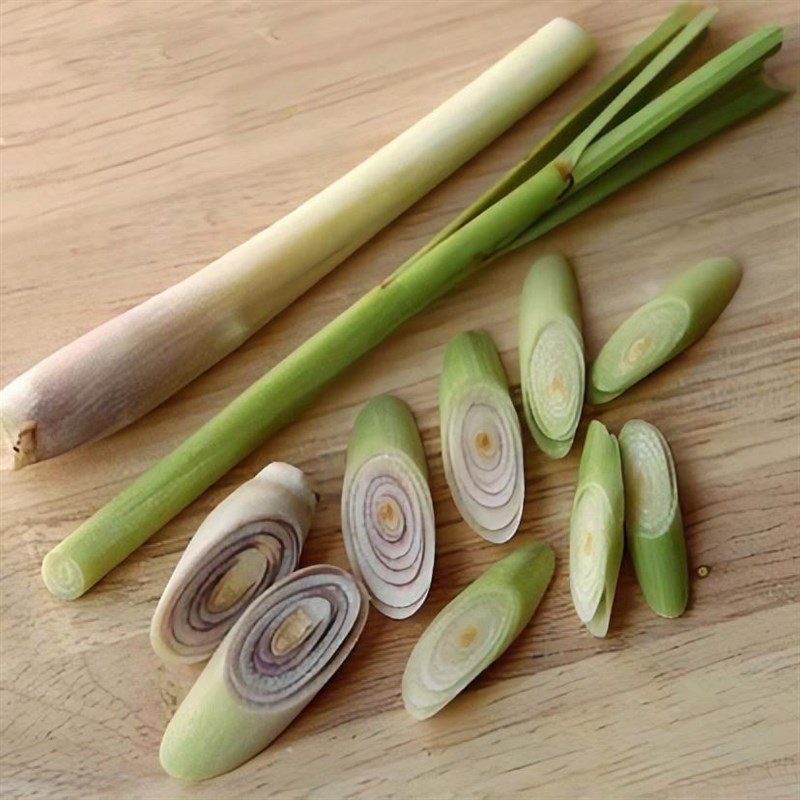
[561, 6, 717, 167]
[409, 3, 705, 263]
[619, 420, 688, 618]
[573, 25, 784, 186]
[341, 396, 435, 619]
[506, 69, 790, 249]
[519, 255, 585, 459]
[569, 421, 624, 638]
[402, 543, 554, 720]
[588, 256, 742, 404]
[440, 330, 524, 543]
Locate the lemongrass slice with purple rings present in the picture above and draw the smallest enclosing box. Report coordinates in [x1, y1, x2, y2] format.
[440, 330, 524, 543]
[159, 565, 368, 781]
[150, 462, 316, 664]
[342, 395, 435, 619]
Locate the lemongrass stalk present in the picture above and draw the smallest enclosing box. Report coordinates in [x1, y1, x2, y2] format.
[588, 257, 742, 404]
[570, 420, 624, 638]
[519, 255, 584, 458]
[43, 11, 787, 599]
[159, 565, 368, 781]
[619, 420, 688, 618]
[149, 463, 316, 664]
[440, 331, 524, 543]
[341, 396, 434, 619]
[0, 19, 593, 470]
[402, 543, 554, 720]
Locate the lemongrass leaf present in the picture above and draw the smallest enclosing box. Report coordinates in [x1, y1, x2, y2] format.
[341, 396, 435, 619]
[619, 420, 688, 618]
[519, 255, 584, 458]
[402, 543, 554, 720]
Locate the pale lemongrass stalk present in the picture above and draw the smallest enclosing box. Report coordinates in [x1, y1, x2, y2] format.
[159, 565, 368, 781]
[402, 543, 554, 720]
[589, 257, 742, 403]
[42, 10, 788, 599]
[149, 463, 316, 664]
[519, 254, 584, 458]
[619, 420, 688, 618]
[341, 395, 435, 619]
[569, 420, 624, 637]
[440, 330, 524, 543]
[0, 19, 594, 470]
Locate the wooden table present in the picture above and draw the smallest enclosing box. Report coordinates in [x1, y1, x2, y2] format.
[1, 1, 798, 798]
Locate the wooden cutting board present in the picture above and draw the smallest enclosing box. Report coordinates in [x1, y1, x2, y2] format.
[1, 1, 797, 798]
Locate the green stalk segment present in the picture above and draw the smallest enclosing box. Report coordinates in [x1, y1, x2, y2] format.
[619, 420, 688, 618]
[569, 420, 624, 638]
[42, 7, 787, 599]
[440, 330, 524, 543]
[519, 254, 584, 458]
[159, 565, 368, 781]
[588, 256, 742, 404]
[341, 396, 435, 619]
[402, 543, 554, 720]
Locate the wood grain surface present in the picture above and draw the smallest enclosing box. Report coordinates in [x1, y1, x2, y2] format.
[1, 1, 798, 798]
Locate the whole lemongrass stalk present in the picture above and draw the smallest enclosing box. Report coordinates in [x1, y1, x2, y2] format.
[43, 8, 789, 599]
[619, 420, 688, 618]
[519, 254, 584, 458]
[402, 543, 554, 720]
[149, 463, 316, 664]
[341, 396, 435, 619]
[0, 19, 593, 469]
[589, 257, 742, 403]
[440, 330, 524, 543]
[159, 565, 368, 781]
[569, 420, 624, 638]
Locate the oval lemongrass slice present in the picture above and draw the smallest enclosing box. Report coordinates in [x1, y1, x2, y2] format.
[150, 462, 317, 664]
[589, 257, 742, 404]
[440, 330, 524, 543]
[342, 395, 435, 619]
[569, 420, 624, 638]
[619, 420, 688, 618]
[159, 564, 368, 781]
[519, 254, 585, 458]
[402, 543, 554, 720]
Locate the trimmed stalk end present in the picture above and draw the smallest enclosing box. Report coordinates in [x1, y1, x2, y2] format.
[41, 548, 87, 600]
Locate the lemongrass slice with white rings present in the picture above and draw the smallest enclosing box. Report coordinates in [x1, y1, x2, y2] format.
[569, 420, 624, 638]
[440, 330, 524, 543]
[151, 462, 316, 664]
[519, 254, 585, 458]
[159, 565, 368, 781]
[342, 395, 435, 619]
[402, 543, 554, 720]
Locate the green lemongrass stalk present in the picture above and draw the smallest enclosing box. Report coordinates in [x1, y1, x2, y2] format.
[402, 543, 554, 720]
[619, 420, 688, 618]
[588, 257, 742, 404]
[341, 396, 435, 619]
[569, 421, 624, 638]
[440, 331, 524, 543]
[0, 19, 593, 470]
[160, 565, 368, 781]
[519, 255, 584, 458]
[150, 463, 316, 664]
[43, 9, 788, 599]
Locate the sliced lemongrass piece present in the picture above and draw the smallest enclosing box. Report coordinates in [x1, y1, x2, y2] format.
[150, 463, 316, 664]
[588, 257, 742, 404]
[440, 330, 524, 543]
[619, 420, 688, 618]
[519, 254, 584, 458]
[341, 395, 435, 619]
[569, 420, 624, 637]
[159, 565, 368, 781]
[402, 543, 554, 720]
